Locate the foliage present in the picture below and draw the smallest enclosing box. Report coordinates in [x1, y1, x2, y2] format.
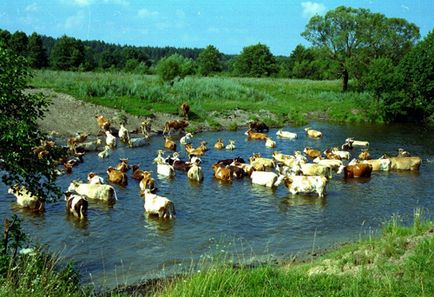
[397, 30, 434, 123]
[50, 35, 85, 70]
[302, 6, 420, 91]
[197, 45, 223, 76]
[233, 43, 277, 77]
[156, 54, 195, 82]
[0, 47, 63, 201]
[9, 31, 28, 57]
[27, 32, 48, 69]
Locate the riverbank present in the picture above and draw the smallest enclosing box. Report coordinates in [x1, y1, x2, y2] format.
[30, 70, 380, 137]
[112, 212, 434, 296]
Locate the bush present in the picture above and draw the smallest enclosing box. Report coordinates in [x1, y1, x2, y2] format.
[156, 54, 195, 82]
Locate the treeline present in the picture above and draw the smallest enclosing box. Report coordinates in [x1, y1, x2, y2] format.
[0, 28, 336, 80]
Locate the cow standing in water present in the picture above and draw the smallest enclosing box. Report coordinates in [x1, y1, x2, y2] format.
[180, 102, 190, 120]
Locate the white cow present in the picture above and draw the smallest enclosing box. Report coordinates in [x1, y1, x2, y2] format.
[276, 129, 297, 139]
[142, 189, 176, 219]
[118, 124, 130, 144]
[283, 175, 328, 197]
[128, 137, 148, 148]
[75, 138, 104, 152]
[187, 162, 204, 182]
[87, 172, 105, 184]
[8, 186, 45, 212]
[98, 145, 112, 159]
[361, 159, 391, 171]
[300, 163, 333, 179]
[180, 133, 193, 145]
[105, 130, 117, 149]
[225, 140, 236, 150]
[250, 171, 284, 188]
[330, 147, 351, 160]
[265, 137, 276, 148]
[67, 181, 117, 205]
[304, 127, 322, 138]
[157, 163, 175, 177]
[313, 158, 344, 172]
[345, 138, 369, 147]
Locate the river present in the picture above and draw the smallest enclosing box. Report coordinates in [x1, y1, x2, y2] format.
[1, 122, 433, 288]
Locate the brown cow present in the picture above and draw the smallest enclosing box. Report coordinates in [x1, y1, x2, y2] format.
[163, 120, 189, 135]
[180, 102, 190, 119]
[139, 172, 157, 194]
[116, 158, 130, 173]
[107, 167, 128, 186]
[245, 129, 268, 140]
[164, 137, 177, 151]
[343, 163, 373, 178]
[131, 164, 146, 180]
[358, 149, 371, 161]
[249, 121, 269, 132]
[304, 147, 321, 159]
[95, 115, 110, 132]
[214, 138, 225, 150]
[212, 163, 232, 182]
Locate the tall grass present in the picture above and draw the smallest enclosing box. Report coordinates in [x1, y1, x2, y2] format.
[150, 209, 434, 297]
[31, 70, 380, 124]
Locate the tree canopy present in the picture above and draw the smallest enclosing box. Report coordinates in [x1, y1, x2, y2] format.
[233, 43, 277, 77]
[49, 35, 85, 70]
[197, 45, 223, 76]
[0, 47, 63, 200]
[156, 54, 195, 82]
[302, 6, 419, 91]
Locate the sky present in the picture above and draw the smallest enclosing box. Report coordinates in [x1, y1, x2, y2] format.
[0, 0, 433, 56]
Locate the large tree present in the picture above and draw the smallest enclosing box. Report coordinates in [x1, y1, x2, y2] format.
[9, 31, 28, 57]
[50, 35, 85, 70]
[233, 43, 277, 77]
[197, 45, 223, 76]
[0, 47, 63, 200]
[27, 32, 48, 69]
[302, 6, 419, 91]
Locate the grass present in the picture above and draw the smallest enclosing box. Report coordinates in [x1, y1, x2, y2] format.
[30, 70, 381, 125]
[125, 209, 434, 297]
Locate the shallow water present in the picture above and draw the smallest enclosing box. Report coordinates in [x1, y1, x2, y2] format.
[1, 122, 433, 288]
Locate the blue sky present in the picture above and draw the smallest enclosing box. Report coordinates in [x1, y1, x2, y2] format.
[0, 0, 433, 56]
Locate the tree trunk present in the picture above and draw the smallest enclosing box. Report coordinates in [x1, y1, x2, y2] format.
[342, 69, 349, 92]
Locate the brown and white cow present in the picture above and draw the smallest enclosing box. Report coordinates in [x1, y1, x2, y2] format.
[7, 186, 45, 212]
[107, 166, 128, 186]
[283, 175, 328, 197]
[164, 137, 177, 151]
[95, 115, 110, 132]
[212, 163, 232, 182]
[67, 181, 117, 204]
[65, 192, 88, 220]
[142, 189, 176, 219]
[163, 120, 189, 135]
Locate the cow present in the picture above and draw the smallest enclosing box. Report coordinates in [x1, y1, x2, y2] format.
[107, 166, 128, 186]
[157, 163, 176, 177]
[358, 149, 371, 160]
[142, 189, 176, 219]
[164, 137, 177, 151]
[95, 115, 110, 132]
[217, 157, 246, 166]
[300, 163, 333, 179]
[98, 145, 112, 159]
[250, 171, 284, 188]
[180, 133, 193, 145]
[118, 124, 130, 144]
[249, 154, 276, 171]
[273, 152, 298, 168]
[153, 150, 166, 165]
[323, 148, 342, 160]
[163, 120, 189, 135]
[140, 119, 152, 139]
[330, 147, 350, 160]
[304, 147, 321, 159]
[212, 163, 232, 182]
[128, 137, 148, 148]
[265, 137, 276, 148]
[214, 138, 225, 150]
[76, 139, 104, 152]
[116, 158, 130, 173]
[131, 165, 146, 180]
[248, 121, 269, 132]
[197, 141, 208, 152]
[283, 176, 328, 197]
[313, 157, 344, 172]
[7, 186, 45, 212]
[225, 140, 236, 150]
[87, 172, 104, 184]
[180, 102, 190, 119]
[67, 181, 117, 204]
[343, 163, 373, 178]
[166, 154, 192, 172]
[105, 130, 117, 149]
[304, 127, 322, 138]
[139, 172, 157, 193]
[359, 159, 391, 171]
[185, 144, 205, 156]
[276, 129, 297, 139]
[385, 156, 422, 171]
[397, 148, 411, 157]
[65, 192, 88, 220]
[187, 161, 204, 182]
[345, 138, 369, 147]
[245, 129, 268, 140]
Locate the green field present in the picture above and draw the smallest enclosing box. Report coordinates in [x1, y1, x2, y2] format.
[31, 70, 380, 127]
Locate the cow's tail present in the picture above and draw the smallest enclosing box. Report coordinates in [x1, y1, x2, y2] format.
[165, 201, 176, 219]
[111, 187, 118, 201]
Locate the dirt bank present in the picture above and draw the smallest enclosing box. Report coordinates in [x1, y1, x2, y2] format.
[32, 88, 280, 137]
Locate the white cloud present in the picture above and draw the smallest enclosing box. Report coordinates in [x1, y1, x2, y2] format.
[301, 1, 326, 18]
[25, 3, 39, 12]
[103, 0, 129, 6]
[401, 4, 409, 11]
[64, 11, 86, 29]
[137, 8, 159, 18]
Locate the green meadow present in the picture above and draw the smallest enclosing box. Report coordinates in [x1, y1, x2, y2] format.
[31, 70, 379, 127]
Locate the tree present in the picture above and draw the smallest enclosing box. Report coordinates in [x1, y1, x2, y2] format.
[233, 43, 277, 77]
[0, 47, 63, 201]
[9, 31, 28, 57]
[0, 29, 11, 47]
[302, 6, 419, 91]
[156, 54, 195, 82]
[27, 32, 48, 69]
[50, 35, 85, 70]
[197, 45, 223, 76]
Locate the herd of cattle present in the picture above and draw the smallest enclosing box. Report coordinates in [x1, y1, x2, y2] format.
[7, 108, 423, 222]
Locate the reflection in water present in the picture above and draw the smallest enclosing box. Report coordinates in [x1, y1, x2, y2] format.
[0, 122, 433, 288]
[65, 214, 90, 230]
